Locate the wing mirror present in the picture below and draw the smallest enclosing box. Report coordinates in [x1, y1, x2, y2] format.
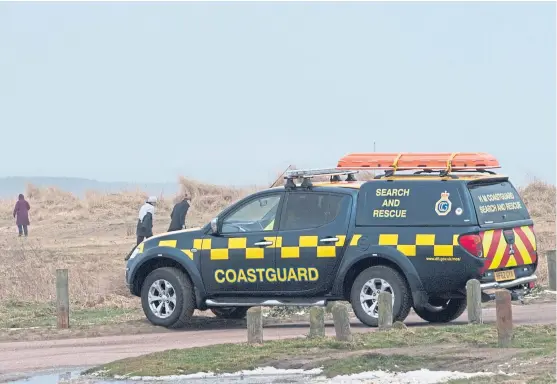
[210, 217, 219, 235]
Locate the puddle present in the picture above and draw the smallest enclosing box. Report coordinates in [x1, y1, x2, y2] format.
[3, 368, 121, 384]
[4, 367, 497, 384]
[5, 367, 322, 384]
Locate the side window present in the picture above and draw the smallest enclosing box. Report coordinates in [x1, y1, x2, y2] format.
[280, 193, 347, 231]
[221, 195, 281, 234]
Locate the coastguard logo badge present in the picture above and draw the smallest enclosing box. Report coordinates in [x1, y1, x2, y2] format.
[435, 191, 452, 216]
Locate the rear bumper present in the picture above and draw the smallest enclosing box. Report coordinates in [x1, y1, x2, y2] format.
[476, 273, 537, 302]
[480, 274, 537, 290]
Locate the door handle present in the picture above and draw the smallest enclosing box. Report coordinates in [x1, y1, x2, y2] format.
[254, 241, 273, 247]
[319, 237, 339, 243]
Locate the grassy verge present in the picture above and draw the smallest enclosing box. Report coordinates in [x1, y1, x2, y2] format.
[88, 324, 556, 378]
[0, 301, 143, 329]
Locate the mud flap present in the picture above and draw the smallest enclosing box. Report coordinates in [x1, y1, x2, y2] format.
[412, 290, 429, 310]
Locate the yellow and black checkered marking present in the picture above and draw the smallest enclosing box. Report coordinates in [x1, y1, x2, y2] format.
[198, 237, 281, 260]
[350, 234, 362, 246]
[197, 235, 348, 260]
[278, 235, 347, 259]
[156, 232, 459, 260]
[157, 237, 279, 261]
[156, 235, 352, 261]
[157, 239, 195, 260]
[376, 233, 460, 257]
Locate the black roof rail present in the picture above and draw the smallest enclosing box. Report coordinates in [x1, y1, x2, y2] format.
[373, 167, 498, 180]
[283, 168, 359, 190]
[374, 172, 458, 180]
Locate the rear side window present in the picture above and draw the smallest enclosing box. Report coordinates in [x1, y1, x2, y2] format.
[468, 181, 530, 225]
[280, 192, 349, 231]
[355, 181, 472, 226]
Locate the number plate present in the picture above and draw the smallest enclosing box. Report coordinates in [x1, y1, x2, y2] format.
[494, 269, 516, 282]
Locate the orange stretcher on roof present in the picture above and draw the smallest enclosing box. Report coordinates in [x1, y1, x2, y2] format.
[336, 152, 500, 172]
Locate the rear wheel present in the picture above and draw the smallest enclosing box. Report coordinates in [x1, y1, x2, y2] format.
[141, 267, 195, 328]
[350, 265, 413, 327]
[413, 298, 467, 323]
[210, 307, 249, 319]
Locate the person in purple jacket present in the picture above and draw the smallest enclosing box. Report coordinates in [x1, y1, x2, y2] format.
[13, 193, 31, 237]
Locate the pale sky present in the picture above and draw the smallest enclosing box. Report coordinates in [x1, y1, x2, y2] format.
[1, 2, 555, 186]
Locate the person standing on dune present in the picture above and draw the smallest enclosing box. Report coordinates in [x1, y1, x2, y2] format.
[136, 196, 157, 245]
[168, 193, 191, 232]
[13, 193, 31, 237]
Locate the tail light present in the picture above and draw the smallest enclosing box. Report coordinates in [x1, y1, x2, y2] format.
[458, 234, 483, 257]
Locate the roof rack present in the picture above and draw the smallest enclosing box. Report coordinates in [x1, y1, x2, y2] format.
[337, 152, 500, 177]
[413, 168, 497, 175]
[283, 168, 358, 190]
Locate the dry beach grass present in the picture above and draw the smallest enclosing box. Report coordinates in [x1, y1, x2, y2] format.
[0, 175, 554, 316]
[0, 177, 258, 310]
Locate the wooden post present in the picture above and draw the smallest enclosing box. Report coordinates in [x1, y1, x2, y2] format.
[378, 292, 393, 329]
[246, 306, 263, 344]
[56, 269, 69, 329]
[547, 250, 556, 291]
[466, 279, 482, 324]
[495, 289, 513, 348]
[331, 302, 352, 342]
[309, 306, 325, 338]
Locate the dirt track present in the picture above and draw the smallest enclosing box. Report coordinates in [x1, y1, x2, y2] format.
[0, 302, 555, 376]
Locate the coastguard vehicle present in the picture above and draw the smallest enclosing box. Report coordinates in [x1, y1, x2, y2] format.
[125, 152, 538, 328]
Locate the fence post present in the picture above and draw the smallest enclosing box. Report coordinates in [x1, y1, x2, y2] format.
[331, 303, 352, 342]
[56, 269, 69, 329]
[378, 292, 393, 329]
[309, 306, 325, 338]
[466, 279, 482, 324]
[247, 306, 263, 344]
[495, 289, 513, 348]
[547, 250, 556, 291]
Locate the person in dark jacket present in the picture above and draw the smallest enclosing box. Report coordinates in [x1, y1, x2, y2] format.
[136, 196, 157, 245]
[168, 194, 191, 232]
[13, 193, 31, 237]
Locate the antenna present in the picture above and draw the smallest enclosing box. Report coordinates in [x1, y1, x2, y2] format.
[269, 165, 293, 188]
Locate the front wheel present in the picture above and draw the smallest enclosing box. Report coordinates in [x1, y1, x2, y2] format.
[210, 307, 249, 319]
[413, 298, 467, 323]
[141, 267, 196, 328]
[350, 265, 413, 327]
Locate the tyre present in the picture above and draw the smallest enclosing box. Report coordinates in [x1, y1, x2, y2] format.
[141, 267, 196, 328]
[210, 307, 249, 319]
[413, 298, 467, 323]
[350, 265, 412, 327]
